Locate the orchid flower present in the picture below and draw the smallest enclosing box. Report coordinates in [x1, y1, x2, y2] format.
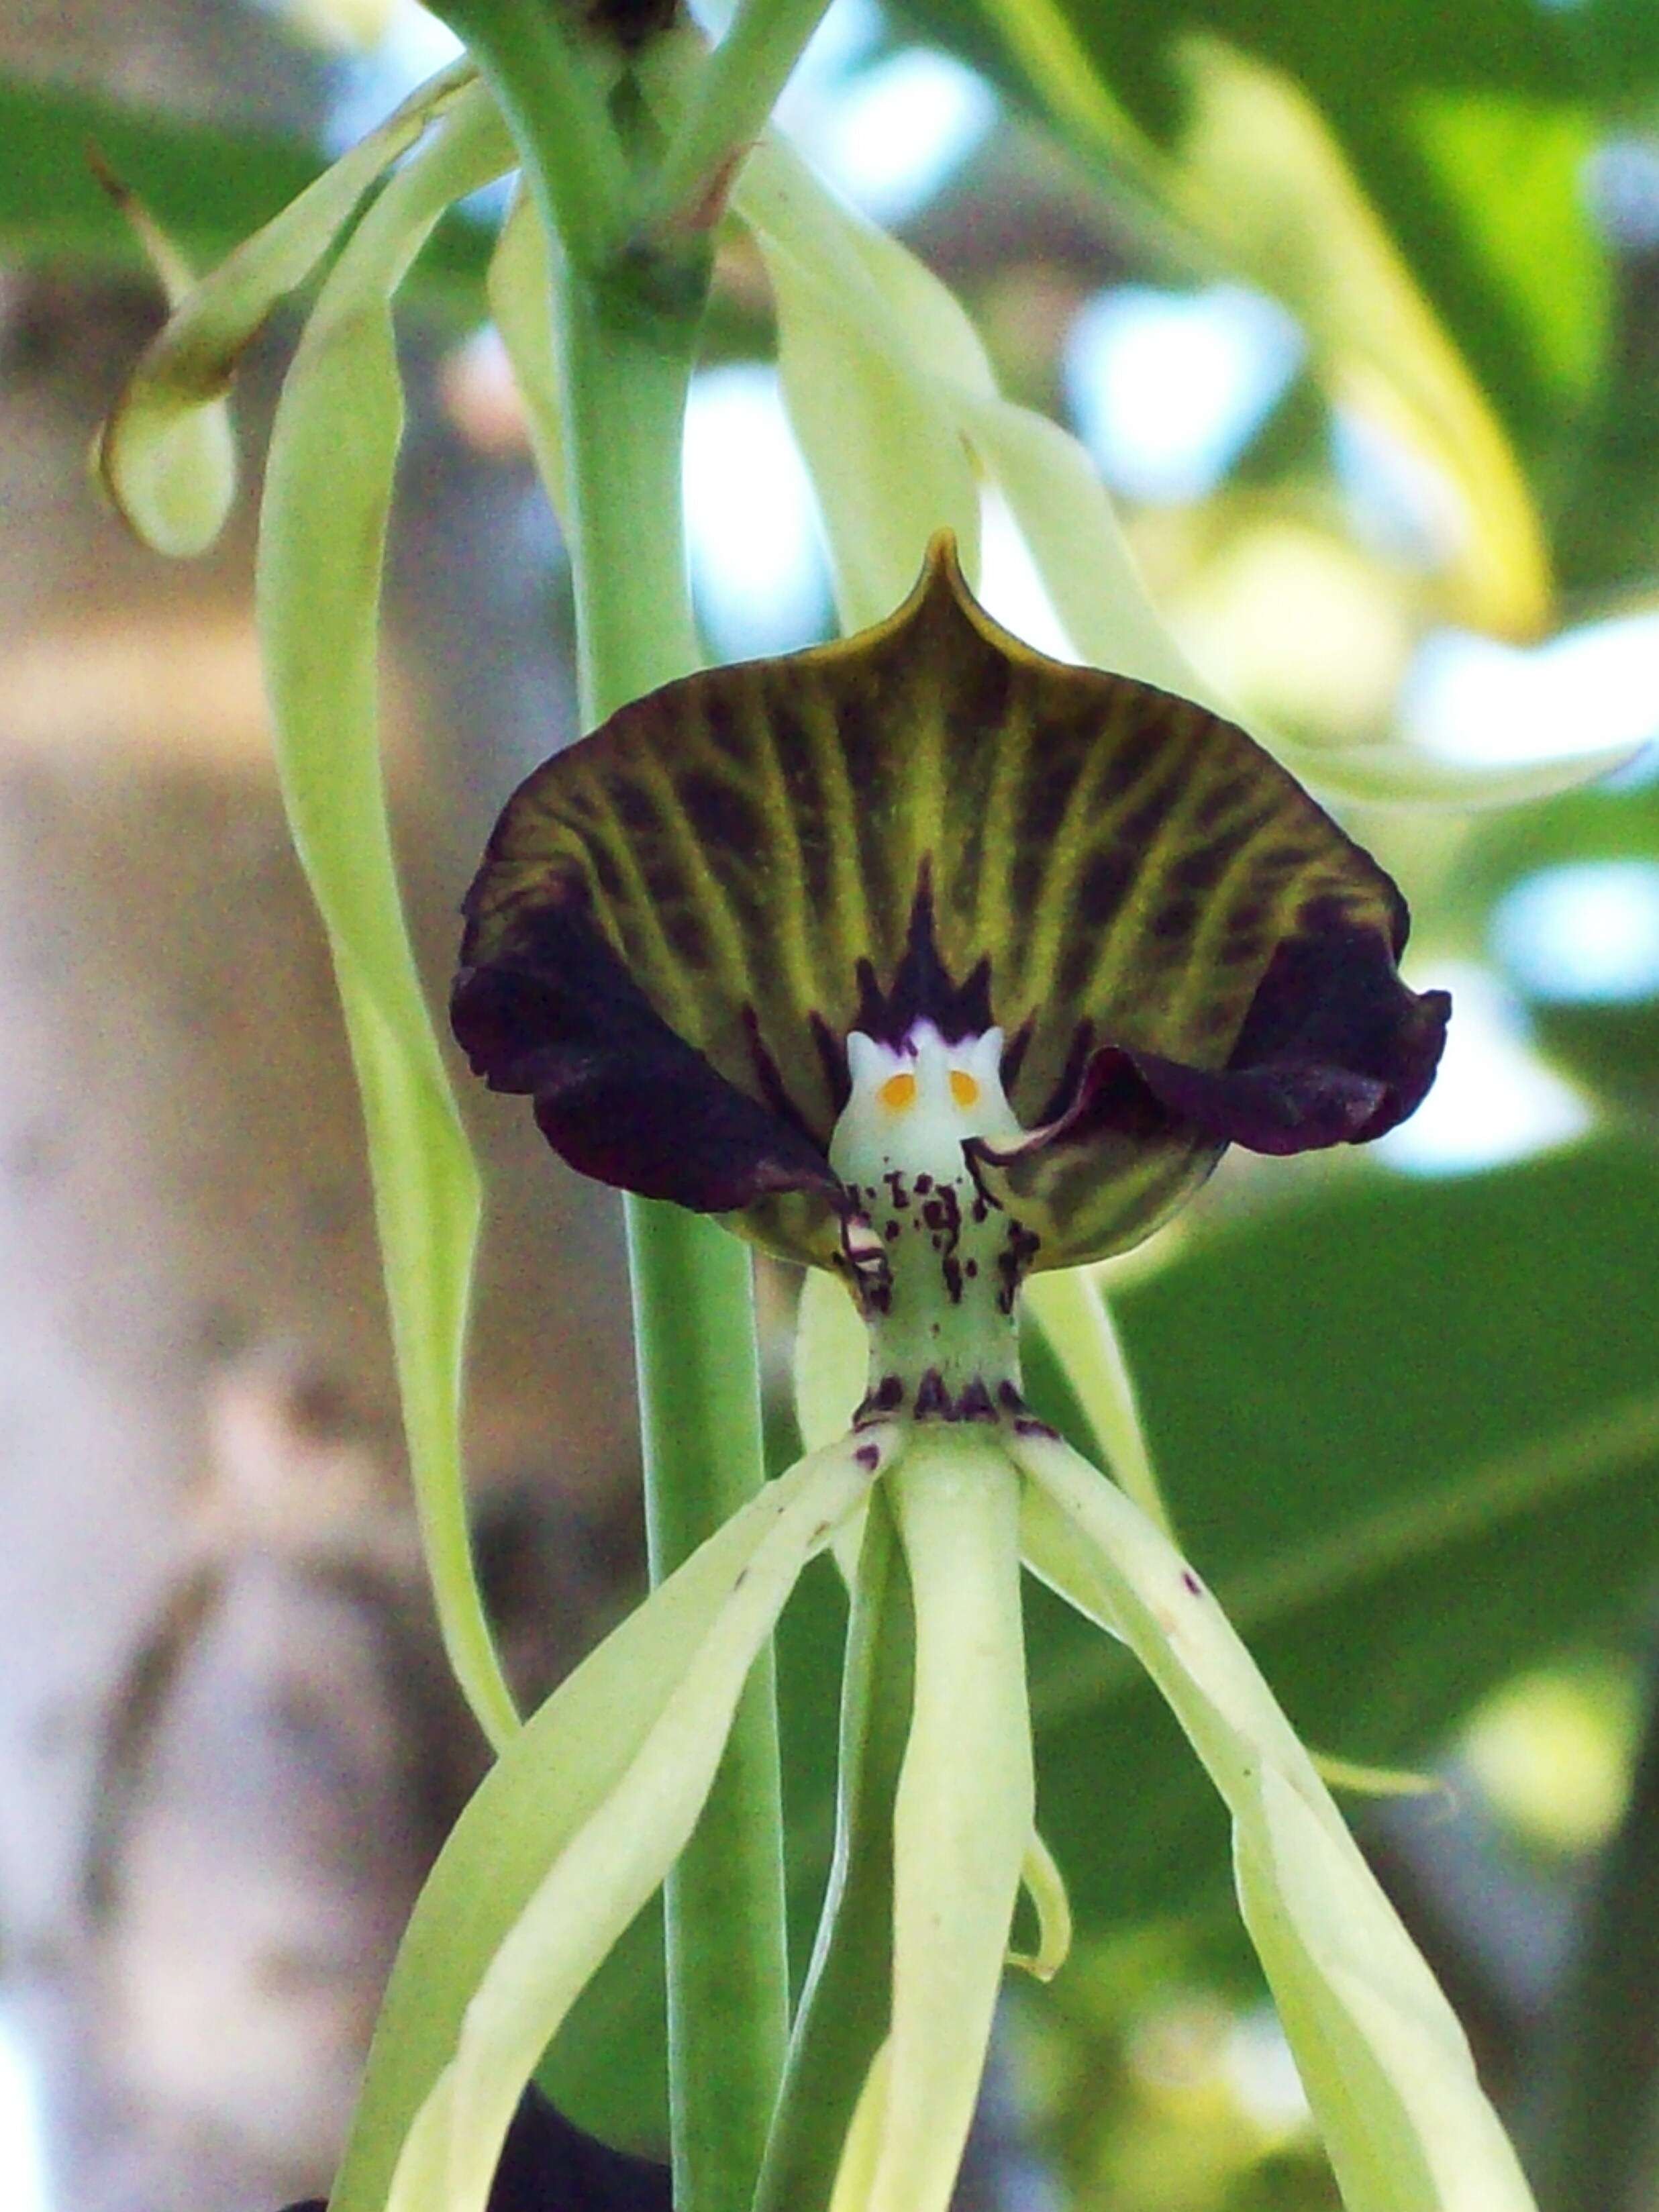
[91, 35, 1558, 2209]
[295, 534, 1532, 2212]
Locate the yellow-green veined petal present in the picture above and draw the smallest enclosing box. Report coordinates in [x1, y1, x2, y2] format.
[854, 1428, 1032, 2212]
[96, 54, 478, 555]
[1013, 1424, 1536, 2212]
[734, 135, 981, 630]
[456, 537, 1446, 1271]
[256, 81, 518, 1750]
[373, 1428, 893, 2212]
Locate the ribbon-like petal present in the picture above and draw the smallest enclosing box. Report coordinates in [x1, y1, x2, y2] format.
[1013, 1423, 1537, 2212]
[856, 1430, 1032, 2212]
[257, 79, 519, 1750]
[330, 1427, 895, 2212]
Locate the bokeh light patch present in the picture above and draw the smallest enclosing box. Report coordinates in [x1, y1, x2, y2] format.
[1064, 285, 1303, 505]
[1494, 860, 1659, 1005]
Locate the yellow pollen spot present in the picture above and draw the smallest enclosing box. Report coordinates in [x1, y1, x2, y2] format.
[950, 1069, 981, 1109]
[879, 1070, 918, 1111]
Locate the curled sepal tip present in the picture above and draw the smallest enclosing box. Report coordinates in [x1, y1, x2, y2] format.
[95, 57, 474, 556]
[87, 158, 237, 559]
[1008, 1827, 1072, 1984]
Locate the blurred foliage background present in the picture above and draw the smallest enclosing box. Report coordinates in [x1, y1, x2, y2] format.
[1, 1, 1658, 2209]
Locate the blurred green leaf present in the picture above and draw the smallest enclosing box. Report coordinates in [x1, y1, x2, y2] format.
[0, 70, 492, 302]
[913, 0, 1609, 452]
[906, 0, 1614, 634]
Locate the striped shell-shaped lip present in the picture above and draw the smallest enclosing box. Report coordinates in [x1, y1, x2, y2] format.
[452, 538, 1448, 1273]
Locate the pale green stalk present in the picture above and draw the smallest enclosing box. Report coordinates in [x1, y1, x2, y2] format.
[863, 1430, 1032, 2212]
[425, 6, 803, 2200]
[754, 1489, 914, 2212]
[1014, 1425, 1537, 2212]
[646, 0, 835, 232]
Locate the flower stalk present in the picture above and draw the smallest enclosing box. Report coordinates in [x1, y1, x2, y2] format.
[418, 6, 819, 2200]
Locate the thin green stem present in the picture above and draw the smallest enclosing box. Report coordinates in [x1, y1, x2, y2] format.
[425, 0, 631, 265]
[467, 16, 791, 2203]
[644, 0, 834, 233]
[629, 1201, 789, 2212]
[557, 258, 705, 713]
[754, 1489, 914, 2212]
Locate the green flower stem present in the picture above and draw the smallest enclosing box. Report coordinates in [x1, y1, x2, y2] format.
[645, 0, 835, 234]
[444, 12, 791, 2202]
[754, 1487, 915, 2212]
[425, 0, 629, 266]
[625, 1192, 789, 2212]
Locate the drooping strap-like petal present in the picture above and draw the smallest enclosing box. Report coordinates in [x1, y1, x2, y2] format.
[256, 81, 519, 1752]
[755, 1488, 913, 2212]
[1012, 1425, 1537, 2212]
[840, 1430, 1032, 2212]
[334, 1427, 893, 2212]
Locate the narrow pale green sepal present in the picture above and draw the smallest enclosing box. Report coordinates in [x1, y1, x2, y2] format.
[1013, 1425, 1536, 2212]
[330, 1438, 880, 2212]
[1023, 1265, 1172, 1536]
[958, 387, 1628, 813]
[487, 183, 568, 519]
[736, 137, 981, 630]
[255, 83, 517, 1752]
[1272, 737, 1641, 811]
[375, 1431, 892, 2212]
[829, 2043, 891, 2212]
[97, 57, 476, 554]
[849, 1431, 1032, 2212]
[755, 1488, 913, 2212]
[795, 1266, 868, 1452]
[1169, 36, 1552, 644]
